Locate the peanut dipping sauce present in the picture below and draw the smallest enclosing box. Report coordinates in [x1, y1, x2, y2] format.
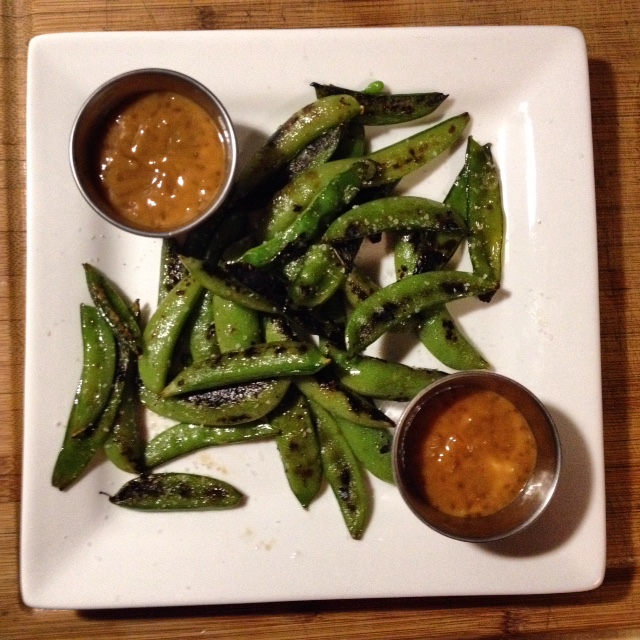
[96, 91, 227, 233]
[405, 387, 537, 518]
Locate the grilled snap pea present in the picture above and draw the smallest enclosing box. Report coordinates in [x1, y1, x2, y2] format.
[312, 82, 448, 126]
[309, 401, 370, 539]
[158, 238, 188, 304]
[140, 380, 289, 426]
[145, 421, 275, 469]
[232, 94, 362, 202]
[322, 342, 445, 401]
[296, 373, 393, 429]
[272, 390, 323, 508]
[417, 305, 490, 370]
[212, 295, 262, 353]
[189, 290, 219, 362]
[263, 112, 469, 240]
[138, 275, 204, 394]
[322, 195, 467, 244]
[109, 472, 244, 510]
[286, 124, 345, 179]
[83, 263, 143, 355]
[162, 341, 329, 397]
[335, 417, 394, 484]
[465, 137, 505, 297]
[237, 160, 376, 268]
[345, 270, 497, 355]
[68, 304, 117, 438]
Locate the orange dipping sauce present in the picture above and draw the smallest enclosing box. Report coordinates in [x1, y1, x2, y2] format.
[405, 387, 537, 518]
[96, 91, 227, 233]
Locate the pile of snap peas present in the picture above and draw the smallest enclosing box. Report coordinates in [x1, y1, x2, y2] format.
[52, 80, 504, 540]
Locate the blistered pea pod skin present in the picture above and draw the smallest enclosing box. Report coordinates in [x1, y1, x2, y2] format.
[285, 124, 345, 179]
[236, 160, 376, 268]
[295, 373, 394, 429]
[188, 290, 220, 362]
[138, 275, 205, 394]
[311, 82, 448, 126]
[67, 304, 117, 438]
[465, 137, 505, 296]
[212, 295, 262, 353]
[144, 421, 276, 469]
[322, 195, 467, 244]
[158, 238, 188, 305]
[230, 94, 362, 205]
[271, 390, 323, 508]
[309, 401, 371, 540]
[161, 341, 330, 397]
[109, 473, 244, 511]
[321, 342, 445, 402]
[335, 416, 394, 484]
[139, 379, 290, 427]
[345, 270, 497, 356]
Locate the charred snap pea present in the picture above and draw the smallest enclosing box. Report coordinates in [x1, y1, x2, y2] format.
[83, 264, 143, 355]
[158, 238, 188, 304]
[237, 160, 376, 268]
[417, 305, 490, 370]
[322, 195, 467, 244]
[212, 295, 262, 353]
[138, 275, 204, 394]
[309, 401, 370, 540]
[232, 94, 362, 202]
[465, 137, 505, 297]
[182, 256, 277, 314]
[162, 341, 329, 397]
[286, 124, 345, 179]
[322, 342, 445, 401]
[287, 243, 347, 308]
[271, 390, 323, 508]
[140, 379, 290, 426]
[68, 304, 117, 438]
[345, 270, 497, 355]
[312, 82, 447, 126]
[109, 472, 244, 510]
[263, 113, 470, 240]
[189, 290, 220, 362]
[145, 421, 275, 469]
[295, 373, 393, 429]
[335, 417, 394, 484]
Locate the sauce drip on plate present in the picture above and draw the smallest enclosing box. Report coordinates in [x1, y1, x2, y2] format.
[96, 91, 227, 233]
[406, 387, 537, 518]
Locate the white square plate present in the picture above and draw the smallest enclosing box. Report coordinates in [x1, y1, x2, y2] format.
[22, 26, 604, 609]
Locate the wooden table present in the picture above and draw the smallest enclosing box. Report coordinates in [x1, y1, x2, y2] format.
[2, 1, 639, 637]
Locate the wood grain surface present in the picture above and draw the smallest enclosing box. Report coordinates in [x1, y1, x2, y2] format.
[2, 0, 639, 637]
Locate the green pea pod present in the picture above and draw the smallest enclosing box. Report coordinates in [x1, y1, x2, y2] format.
[263, 113, 469, 239]
[232, 94, 362, 202]
[322, 342, 445, 401]
[68, 304, 117, 438]
[394, 229, 462, 278]
[286, 124, 345, 179]
[83, 264, 143, 355]
[466, 137, 505, 295]
[343, 267, 380, 307]
[296, 373, 393, 429]
[322, 196, 467, 244]
[158, 238, 188, 304]
[138, 275, 204, 394]
[335, 417, 394, 484]
[345, 270, 497, 355]
[104, 369, 146, 474]
[309, 401, 370, 540]
[333, 121, 367, 159]
[237, 160, 376, 268]
[162, 341, 329, 397]
[212, 295, 262, 354]
[145, 421, 275, 469]
[287, 244, 347, 308]
[140, 380, 289, 426]
[189, 290, 220, 362]
[181, 256, 277, 314]
[272, 390, 323, 508]
[109, 472, 244, 510]
[417, 305, 489, 370]
[312, 82, 448, 126]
